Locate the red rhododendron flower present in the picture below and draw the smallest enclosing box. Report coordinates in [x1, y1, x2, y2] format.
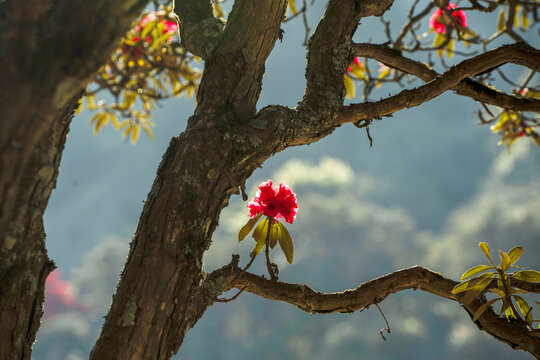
[347, 57, 362, 72]
[248, 180, 298, 224]
[139, 12, 178, 35]
[429, 3, 467, 34]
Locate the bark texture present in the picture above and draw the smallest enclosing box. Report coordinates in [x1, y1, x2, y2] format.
[0, 1, 150, 358]
[90, 1, 288, 358]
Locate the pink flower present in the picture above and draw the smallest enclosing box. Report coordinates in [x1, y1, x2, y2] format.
[140, 12, 178, 35]
[248, 180, 298, 224]
[429, 3, 467, 34]
[43, 270, 76, 318]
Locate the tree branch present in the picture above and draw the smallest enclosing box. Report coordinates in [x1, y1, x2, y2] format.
[336, 43, 540, 127]
[200, 264, 540, 358]
[353, 42, 540, 112]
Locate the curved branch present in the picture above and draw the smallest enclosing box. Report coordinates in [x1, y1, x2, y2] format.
[337, 43, 540, 126]
[199, 264, 540, 358]
[353, 42, 540, 112]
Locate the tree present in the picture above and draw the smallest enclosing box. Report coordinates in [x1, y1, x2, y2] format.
[1, 0, 539, 359]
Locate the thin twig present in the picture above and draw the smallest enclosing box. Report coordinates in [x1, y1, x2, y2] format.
[375, 303, 391, 341]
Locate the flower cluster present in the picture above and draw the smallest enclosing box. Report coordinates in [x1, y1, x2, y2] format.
[248, 180, 298, 224]
[429, 3, 467, 34]
[347, 56, 362, 73]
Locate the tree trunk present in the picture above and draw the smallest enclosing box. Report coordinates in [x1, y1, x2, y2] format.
[0, 1, 150, 358]
[90, 1, 288, 358]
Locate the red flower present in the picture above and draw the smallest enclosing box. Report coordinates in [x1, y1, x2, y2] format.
[347, 57, 362, 72]
[429, 3, 467, 34]
[248, 180, 298, 224]
[140, 12, 178, 36]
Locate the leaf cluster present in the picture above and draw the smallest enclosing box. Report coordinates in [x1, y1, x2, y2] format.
[452, 242, 540, 327]
[238, 214, 294, 264]
[78, 5, 201, 144]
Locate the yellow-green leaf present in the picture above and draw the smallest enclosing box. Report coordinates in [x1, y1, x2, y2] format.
[433, 32, 446, 59]
[499, 250, 511, 271]
[508, 246, 523, 265]
[141, 19, 157, 40]
[514, 295, 532, 325]
[497, 9, 506, 32]
[238, 214, 262, 242]
[479, 242, 492, 262]
[452, 272, 495, 294]
[269, 221, 280, 249]
[513, 6, 520, 28]
[512, 270, 540, 283]
[487, 287, 506, 298]
[288, 0, 298, 15]
[461, 265, 493, 280]
[131, 124, 140, 144]
[521, 12, 530, 30]
[141, 123, 155, 140]
[344, 74, 355, 99]
[446, 38, 454, 59]
[473, 298, 500, 322]
[277, 221, 294, 264]
[252, 217, 269, 255]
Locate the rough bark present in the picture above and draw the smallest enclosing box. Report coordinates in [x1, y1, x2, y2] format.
[0, 1, 150, 358]
[90, 1, 288, 358]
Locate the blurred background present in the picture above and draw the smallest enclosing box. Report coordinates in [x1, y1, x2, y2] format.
[35, 1, 539, 359]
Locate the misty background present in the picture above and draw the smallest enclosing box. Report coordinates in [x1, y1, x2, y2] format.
[35, 1, 539, 359]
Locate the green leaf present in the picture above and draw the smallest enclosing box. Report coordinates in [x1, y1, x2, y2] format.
[141, 19, 157, 40]
[446, 38, 454, 59]
[252, 217, 269, 255]
[486, 287, 506, 298]
[479, 242, 492, 262]
[512, 270, 540, 283]
[461, 265, 493, 280]
[344, 74, 355, 99]
[497, 9, 506, 32]
[269, 221, 279, 249]
[277, 222, 294, 264]
[514, 295, 532, 325]
[433, 33, 446, 59]
[499, 250, 511, 271]
[521, 11, 530, 30]
[238, 214, 262, 242]
[507, 246, 523, 265]
[452, 272, 495, 295]
[500, 298, 510, 313]
[509, 288, 527, 295]
[288, 0, 298, 15]
[505, 303, 516, 318]
[378, 67, 390, 79]
[473, 298, 500, 322]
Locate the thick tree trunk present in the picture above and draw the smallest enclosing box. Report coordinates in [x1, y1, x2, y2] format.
[90, 1, 288, 358]
[0, 92, 79, 359]
[0, 1, 150, 358]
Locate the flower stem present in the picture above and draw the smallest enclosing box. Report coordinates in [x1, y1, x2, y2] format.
[265, 217, 277, 281]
